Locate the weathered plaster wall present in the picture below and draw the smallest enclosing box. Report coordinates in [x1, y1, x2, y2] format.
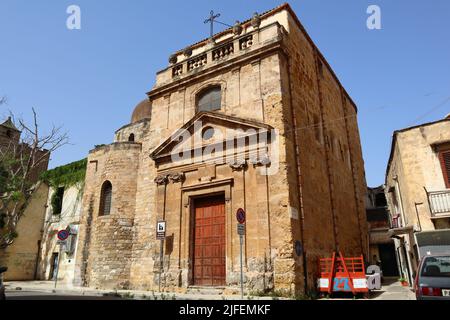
[38, 184, 83, 286]
[0, 183, 48, 281]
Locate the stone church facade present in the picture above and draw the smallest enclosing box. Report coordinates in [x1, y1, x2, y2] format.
[74, 4, 368, 295]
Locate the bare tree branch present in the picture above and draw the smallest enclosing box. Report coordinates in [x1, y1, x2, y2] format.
[0, 108, 69, 248]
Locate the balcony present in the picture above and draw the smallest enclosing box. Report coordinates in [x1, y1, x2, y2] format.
[428, 190, 450, 217]
[391, 214, 403, 229]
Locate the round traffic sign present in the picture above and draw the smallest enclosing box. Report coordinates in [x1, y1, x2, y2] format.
[236, 208, 246, 224]
[57, 229, 69, 241]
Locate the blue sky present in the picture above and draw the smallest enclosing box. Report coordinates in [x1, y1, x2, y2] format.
[0, 0, 449, 187]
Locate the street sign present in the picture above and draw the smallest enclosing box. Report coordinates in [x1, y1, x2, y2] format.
[236, 208, 246, 224]
[236, 208, 246, 300]
[57, 229, 69, 241]
[237, 224, 246, 236]
[156, 221, 166, 240]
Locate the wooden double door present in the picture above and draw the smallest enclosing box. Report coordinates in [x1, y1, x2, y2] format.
[193, 195, 226, 286]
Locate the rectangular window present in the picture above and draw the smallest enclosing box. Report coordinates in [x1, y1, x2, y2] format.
[439, 149, 450, 188]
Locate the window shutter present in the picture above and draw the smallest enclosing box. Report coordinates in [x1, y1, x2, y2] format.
[439, 150, 450, 188]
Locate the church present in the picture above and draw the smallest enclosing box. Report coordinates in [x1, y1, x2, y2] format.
[74, 3, 368, 295]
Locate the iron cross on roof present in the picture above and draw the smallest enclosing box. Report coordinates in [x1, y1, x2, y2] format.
[204, 10, 220, 39]
[204, 10, 232, 40]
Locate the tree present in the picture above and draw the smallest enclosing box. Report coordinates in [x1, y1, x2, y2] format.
[0, 105, 69, 248]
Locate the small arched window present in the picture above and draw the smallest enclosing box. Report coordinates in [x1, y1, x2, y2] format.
[197, 86, 222, 112]
[128, 133, 135, 142]
[99, 181, 112, 216]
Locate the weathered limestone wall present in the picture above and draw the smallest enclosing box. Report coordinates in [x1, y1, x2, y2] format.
[115, 119, 151, 143]
[281, 12, 368, 291]
[75, 5, 369, 297]
[128, 50, 298, 294]
[74, 143, 141, 289]
[0, 183, 48, 281]
[0, 121, 20, 147]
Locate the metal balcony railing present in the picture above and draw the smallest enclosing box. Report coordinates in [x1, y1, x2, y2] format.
[428, 190, 450, 217]
[391, 214, 403, 229]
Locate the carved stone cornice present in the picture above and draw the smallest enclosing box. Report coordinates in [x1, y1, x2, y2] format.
[229, 159, 247, 171]
[154, 174, 169, 185]
[168, 172, 185, 183]
[249, 154, 271, 167]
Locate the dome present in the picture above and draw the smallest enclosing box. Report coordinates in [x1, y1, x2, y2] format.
[131, 99, 152, 123]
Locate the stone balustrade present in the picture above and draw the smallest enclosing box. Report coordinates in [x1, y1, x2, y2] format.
[187, 54, 207, 71]
[239, 35, 254, 50]
[166, 22, 284, 81]
[172, 64, 183, 77]
[212, 42, 235, 61]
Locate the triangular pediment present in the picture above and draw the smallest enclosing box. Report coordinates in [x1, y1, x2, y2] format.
[150, 112, 273, 165]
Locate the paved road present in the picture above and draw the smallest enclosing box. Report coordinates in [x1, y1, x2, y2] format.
[3, 278, 415, 300]
[5, 290, 124, 300]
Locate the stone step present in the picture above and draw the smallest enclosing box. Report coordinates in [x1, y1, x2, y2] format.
[187, 286, 225, 295]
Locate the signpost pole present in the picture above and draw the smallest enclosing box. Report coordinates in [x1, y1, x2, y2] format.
[236, 208, 246, 300]
[239, 233, 244, 300]
[54, 243, 63, 289]
[156, 220, 166, 293]
[54, 229, 69, 290]
[159, 239, 163, 292]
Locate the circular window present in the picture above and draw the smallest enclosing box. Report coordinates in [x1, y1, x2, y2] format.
[202, 127, 215, 140]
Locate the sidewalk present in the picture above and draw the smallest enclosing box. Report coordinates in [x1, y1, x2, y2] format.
[370, 278, 416, 300]
[4, 281, 277, 300]
[5, 279, 416, 300]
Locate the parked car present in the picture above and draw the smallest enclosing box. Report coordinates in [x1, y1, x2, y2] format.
[0, 266, 7, 300]
[414, 254, 450, 300]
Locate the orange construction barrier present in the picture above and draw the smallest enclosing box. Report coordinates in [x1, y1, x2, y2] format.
[318, 252, 368, 295]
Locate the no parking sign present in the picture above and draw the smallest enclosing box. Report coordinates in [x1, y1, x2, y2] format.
[57, 229, 69, 241]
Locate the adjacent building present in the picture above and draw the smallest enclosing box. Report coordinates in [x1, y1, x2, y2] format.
[365, 186, 399, 277]
[37, 159, 86, 286]
[0, 117, 50, 281]
[385, 114, 450, 285]
[74, 4, 368, 296]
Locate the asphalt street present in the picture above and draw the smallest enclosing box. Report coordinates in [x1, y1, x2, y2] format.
[5, 290, 124, 300]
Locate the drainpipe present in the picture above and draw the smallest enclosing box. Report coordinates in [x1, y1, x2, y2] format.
[393, 176, 407, 226]
[283, 51, 308, 294]
[313, 50, 339, 252]
[340, 87, 365, 256]
[414, 202, 423, 232]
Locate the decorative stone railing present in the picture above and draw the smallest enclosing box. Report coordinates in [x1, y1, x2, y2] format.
[172, 64, 183, 77]
[212, 42, 235, 61]
[187, 54, 207, 71]
[164, 22, 285, 82]
[239, 35, 254, 50]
